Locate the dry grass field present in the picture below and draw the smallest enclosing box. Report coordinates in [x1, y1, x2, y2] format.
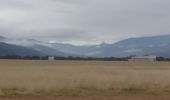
[1, 60, 170, 99]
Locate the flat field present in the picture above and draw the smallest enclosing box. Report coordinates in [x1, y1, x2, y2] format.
[0, 60, 170, 100]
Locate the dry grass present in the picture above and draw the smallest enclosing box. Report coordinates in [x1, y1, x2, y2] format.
[0, 60, 170, 96]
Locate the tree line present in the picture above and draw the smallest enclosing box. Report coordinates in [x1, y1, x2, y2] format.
[0, 55, 170, 61]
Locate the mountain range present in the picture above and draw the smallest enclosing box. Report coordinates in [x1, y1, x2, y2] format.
[0, 35, 170, 57]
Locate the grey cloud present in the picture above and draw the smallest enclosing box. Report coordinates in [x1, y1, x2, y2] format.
[0, 0, 33, 10]
[30, 29, 94, 40]
[0, 0, 170, 45]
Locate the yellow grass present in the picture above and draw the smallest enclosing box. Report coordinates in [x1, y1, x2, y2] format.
[0, 60, 170, 96]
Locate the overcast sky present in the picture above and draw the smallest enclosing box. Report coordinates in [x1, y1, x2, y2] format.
[0, 0, 170, 45]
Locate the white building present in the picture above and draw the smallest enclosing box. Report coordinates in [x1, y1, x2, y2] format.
[48, 56, 55, 60]
[129, 55, 157, 62]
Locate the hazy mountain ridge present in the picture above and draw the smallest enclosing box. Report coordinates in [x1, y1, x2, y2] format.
[0, 35, 170, 57]
[0, 42, 44, 56]
[0, 37, 79, 57]
[92, 35, 170, 57]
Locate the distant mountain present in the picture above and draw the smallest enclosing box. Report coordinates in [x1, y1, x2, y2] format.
[28, 44, 73, 57]
[0, 36, 6, 41]
[49, 43, 99, 56]
[0, 42, 44, 56]
[0, 37, 76, 57]
[1, 35, 170, 57]
[49, 35, 170, 57]
[95, 35, 170, 57]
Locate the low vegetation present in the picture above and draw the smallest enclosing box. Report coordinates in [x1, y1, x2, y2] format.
[0, 60, 170, 96]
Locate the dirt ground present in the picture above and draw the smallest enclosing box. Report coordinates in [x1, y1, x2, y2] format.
[1, 96, 170, 100]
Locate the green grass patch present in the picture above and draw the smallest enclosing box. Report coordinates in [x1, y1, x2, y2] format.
[120, 88, 146, 95]
[0, 88, 28, 96]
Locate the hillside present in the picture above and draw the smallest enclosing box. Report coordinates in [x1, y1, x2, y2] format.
[92, 35, 170, 57]
[0, 42, 44, 56]
[48, 35, 170, 57]
[1, 35, 170, 57]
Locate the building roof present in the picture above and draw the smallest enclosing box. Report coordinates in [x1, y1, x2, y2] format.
[132, 55, 156, 59]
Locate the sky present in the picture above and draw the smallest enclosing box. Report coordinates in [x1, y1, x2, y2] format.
[0, 0, 170, 45]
